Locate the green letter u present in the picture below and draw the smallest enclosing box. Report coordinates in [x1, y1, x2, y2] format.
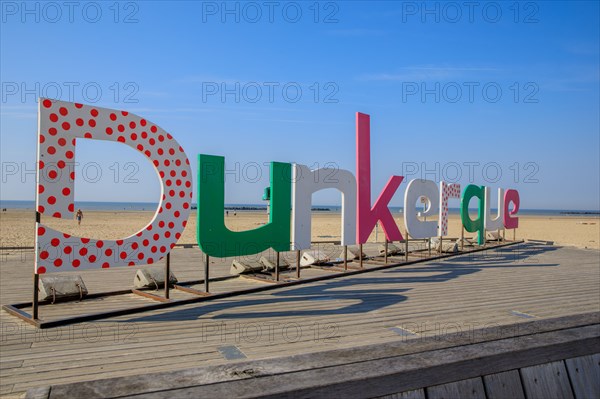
[196, 154, 291, 257]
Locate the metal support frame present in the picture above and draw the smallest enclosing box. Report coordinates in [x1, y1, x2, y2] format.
[165, 253, 170, 299]
[384, 241, 388, 264]
[33, 211, 41, 320]
[174, 284, 212, 296]
[132, 289, 171, 303]
[130, 249, 173, 304]
[359, 244, 363, 269]
[32, 273, 39, 320]
[240, 274, 281, 284]
[3, 241, 524, 329]
[405, 231, 409, 261]
[344, 245, 348, 271]
[204, 254, 210, 293]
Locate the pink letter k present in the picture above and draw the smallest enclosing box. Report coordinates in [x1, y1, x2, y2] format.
[356, 112, 404, 243]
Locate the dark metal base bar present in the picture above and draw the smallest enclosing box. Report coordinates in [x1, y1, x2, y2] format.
[240, 274, 281, 284]
[312, 262, 365, 272]
[173, 284, 212, 296]
[406, 252, 432, 259]
[131, 289, 171, 303]
[2, 241, 524, 329]
[2, 304, 40, 327]
[4, 275, 237, 309]
[308, 265, 341, 272]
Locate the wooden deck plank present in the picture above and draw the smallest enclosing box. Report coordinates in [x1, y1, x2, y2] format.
[11, 286, 592, 342]
[520, 361, 575, 399]
[2, 296, 596, 362]
[1, 319, 595, 364]
[1, 243, 599, 396]
[373, 389, 426, 399]
[427, 377, 486, 399]
[2, 290, 595, 370]
[565, 354, 600, 399]
[11, 285, 597, 331]
[38, 322, 598, 399]
[7, 318, 596, 390]
[8, 270, 598, 327]
[483, 370, 526, 399]
[10, 287, 597, 327]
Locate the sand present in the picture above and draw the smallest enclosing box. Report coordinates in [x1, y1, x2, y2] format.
[1, 209, 598, 250]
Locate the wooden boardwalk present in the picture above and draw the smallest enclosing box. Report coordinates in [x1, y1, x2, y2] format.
[27, 314, 599, 398]
[1, 242, 599, 397]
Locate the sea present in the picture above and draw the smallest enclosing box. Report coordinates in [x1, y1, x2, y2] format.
[0, 200, 597, 216]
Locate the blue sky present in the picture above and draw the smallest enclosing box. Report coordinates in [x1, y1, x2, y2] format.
[1, 1, 598, 210]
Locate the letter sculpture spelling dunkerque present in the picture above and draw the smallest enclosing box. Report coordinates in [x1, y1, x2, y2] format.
[33, 100, 521, 274]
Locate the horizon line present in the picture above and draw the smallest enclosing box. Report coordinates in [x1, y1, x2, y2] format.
[0, 199, 598, 213]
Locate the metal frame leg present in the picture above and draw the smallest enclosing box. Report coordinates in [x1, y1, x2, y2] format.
[384, 241, 388, 264]
[275, 252, 280, 282]
[405, 231, 409, 261]
[165, 253, 170, 299]
[32, 273, 39, 320]
[33, 211, 41, 320]
[359, 244, 363, 269]
[344, 245, 348, 271]
[204, 254, 210, 293]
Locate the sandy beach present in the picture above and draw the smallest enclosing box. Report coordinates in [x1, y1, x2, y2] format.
[1, 209, 598, 250]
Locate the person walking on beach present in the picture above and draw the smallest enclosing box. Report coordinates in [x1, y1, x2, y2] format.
[75, 209, 83, 226]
